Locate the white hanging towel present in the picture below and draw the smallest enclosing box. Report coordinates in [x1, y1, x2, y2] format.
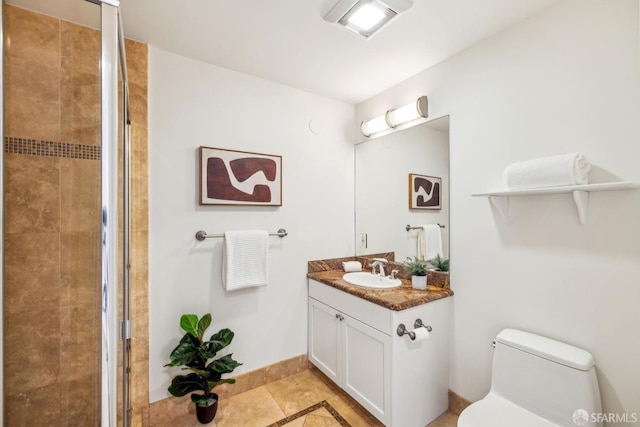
[222, 230, 269, 291]
[417, 224, 443, 261]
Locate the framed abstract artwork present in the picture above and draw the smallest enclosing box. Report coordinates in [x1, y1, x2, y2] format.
[408, 173, 441, 210]
[199, 146, 282, 206]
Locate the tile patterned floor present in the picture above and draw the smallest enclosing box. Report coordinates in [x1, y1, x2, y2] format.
[152, 368, 458, 427]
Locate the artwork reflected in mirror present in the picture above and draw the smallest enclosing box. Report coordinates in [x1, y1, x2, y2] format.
[409, 173, 442, 210]
[355, 116, 449, 262]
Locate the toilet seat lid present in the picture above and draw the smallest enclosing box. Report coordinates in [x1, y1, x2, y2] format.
[458, 395, 559, 427]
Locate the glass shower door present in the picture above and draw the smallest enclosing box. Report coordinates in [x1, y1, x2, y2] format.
[3, 3, 103, 425]
[2, 1, 131, 425]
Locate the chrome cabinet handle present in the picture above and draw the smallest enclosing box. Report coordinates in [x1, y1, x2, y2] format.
[335, 314, 344, 321]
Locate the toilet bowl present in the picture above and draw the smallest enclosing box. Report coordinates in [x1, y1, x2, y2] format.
[458, 328, 602, 427]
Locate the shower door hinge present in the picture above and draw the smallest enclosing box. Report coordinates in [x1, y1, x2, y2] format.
[120, 320, 132, 340]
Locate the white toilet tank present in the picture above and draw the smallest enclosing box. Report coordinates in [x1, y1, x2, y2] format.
[490, 328, 602, 426]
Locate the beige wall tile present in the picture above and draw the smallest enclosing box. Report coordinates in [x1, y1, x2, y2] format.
[71, 83, 101, 145]
[5, 306, 61, 394]
[448, 389, 472, 416]
[59, 302, 100, 382]
[60, 20, 100, 74]
[5, 5, 60, 68]
[263, 354, 308, 383]
[5, 382, 62, 427]
[131, 293, 150, 363]
[60, 158, 100, 233]
[124, 39, 148, 88]
[5, 60, 61, 141]
[131, 360, 150, 409]
[4, 232, 60, 316]
[4, 153, 61, 233]
[131, 150, 149, 232]
[129, 82, 148, 129]
[60, 20, 100, 145]
[5, 6, 62, 141]
[59, 231, 100, 308]
[59, 376, 101, 426]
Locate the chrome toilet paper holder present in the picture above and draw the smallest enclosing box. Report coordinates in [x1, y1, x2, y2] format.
[397, 318, 433, 340]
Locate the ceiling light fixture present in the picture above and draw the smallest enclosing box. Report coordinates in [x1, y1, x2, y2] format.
[323, 0, 413, 39]
[360, 96, 428, 137]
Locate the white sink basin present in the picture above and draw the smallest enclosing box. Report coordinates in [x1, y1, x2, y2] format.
[342, 272, 402, 289]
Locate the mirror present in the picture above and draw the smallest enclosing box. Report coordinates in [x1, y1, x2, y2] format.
[355, 116, 450, 262]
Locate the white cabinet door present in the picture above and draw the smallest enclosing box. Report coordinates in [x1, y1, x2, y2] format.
[308, 298, 340, 384]
[342, 314, 391, 425]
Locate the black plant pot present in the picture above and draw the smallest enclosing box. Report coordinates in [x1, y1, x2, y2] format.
[195, 393, 219, 424]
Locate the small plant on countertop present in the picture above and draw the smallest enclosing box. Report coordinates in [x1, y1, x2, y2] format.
[403, 256, 428, 276]
[428, 254, 449, 272]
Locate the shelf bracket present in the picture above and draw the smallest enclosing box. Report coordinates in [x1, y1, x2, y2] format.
[488, 195, 510, 222]
[572, 190, 589, 225]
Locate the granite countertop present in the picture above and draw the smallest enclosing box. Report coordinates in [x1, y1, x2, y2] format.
[307, 254, 453, 311]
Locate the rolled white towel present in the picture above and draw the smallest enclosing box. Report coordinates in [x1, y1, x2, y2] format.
[342, 261, 362, 272]
[503, 153, 590, 190]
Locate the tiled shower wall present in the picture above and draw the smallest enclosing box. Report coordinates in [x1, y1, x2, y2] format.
[3, 5, 149, 426]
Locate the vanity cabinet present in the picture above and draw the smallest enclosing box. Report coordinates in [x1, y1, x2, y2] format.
[309, 297, 391, 422]
[308, 279, 451, 427]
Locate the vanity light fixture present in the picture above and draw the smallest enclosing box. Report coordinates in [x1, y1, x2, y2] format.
[360, 96, 428, 137]
[360, 114, 391, 137]
[323, 0, 413, 39]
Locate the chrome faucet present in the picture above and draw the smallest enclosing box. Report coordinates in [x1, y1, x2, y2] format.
[370, 259, 387, 276]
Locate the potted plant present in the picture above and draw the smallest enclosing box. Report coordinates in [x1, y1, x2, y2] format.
[428, 254, 449, 272]
[403, 256, 428, 290]
[427, 255, 450, 289]
[165, 313, 242, 424]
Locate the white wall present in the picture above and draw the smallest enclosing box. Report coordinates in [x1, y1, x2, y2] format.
[148, 48, 355, 402]
[355, 122, 449, 260]
[357, 0, 640, 421]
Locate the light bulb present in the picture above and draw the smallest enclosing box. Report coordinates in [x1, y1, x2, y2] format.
[386, 96, 428, 127]
[360, 114, 391, 137]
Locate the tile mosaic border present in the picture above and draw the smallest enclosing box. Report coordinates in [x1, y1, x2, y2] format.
[267, 400, 351, 427]
[5, 137, 101, 160]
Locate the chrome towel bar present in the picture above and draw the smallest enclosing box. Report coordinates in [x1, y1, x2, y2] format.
[195, 228, 288, 241]
[406, 223, 445, 231]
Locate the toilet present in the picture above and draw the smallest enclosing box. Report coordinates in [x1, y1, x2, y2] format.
[458, 328, 602, 427]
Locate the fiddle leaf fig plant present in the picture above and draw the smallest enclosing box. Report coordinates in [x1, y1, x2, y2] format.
[165, 313, 242, 405]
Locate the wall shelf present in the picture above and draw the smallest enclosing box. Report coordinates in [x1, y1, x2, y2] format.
[472, 182, 639, 224]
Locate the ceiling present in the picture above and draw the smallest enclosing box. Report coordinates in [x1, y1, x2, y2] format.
[8, 0, 560, 104]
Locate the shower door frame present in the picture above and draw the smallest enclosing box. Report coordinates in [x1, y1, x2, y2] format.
[96, 0, 133, 426]
[0, 0, 5, 422]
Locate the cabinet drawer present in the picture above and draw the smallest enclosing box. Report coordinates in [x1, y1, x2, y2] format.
[309, 279, 392, 335]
